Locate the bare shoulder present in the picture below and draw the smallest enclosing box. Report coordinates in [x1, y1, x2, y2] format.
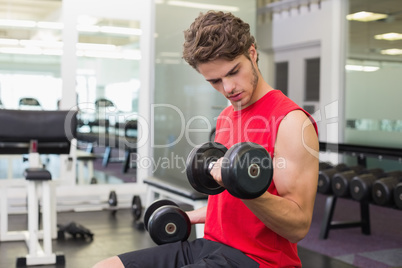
[275, 110, 318, 156]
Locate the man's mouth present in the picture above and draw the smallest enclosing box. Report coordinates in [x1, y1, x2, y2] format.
[228, 92, 242, 102]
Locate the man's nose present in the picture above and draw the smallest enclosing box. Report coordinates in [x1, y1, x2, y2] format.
[222, 78, 235, 94]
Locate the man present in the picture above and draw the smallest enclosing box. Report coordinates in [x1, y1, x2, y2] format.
[93, 10, 318, 268]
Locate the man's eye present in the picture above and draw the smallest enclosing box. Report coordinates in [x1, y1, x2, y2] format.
[229, 70, 239, 76]
[210, 80, 220, 85]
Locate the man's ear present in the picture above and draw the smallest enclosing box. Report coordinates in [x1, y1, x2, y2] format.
[248, 45, 257, 62]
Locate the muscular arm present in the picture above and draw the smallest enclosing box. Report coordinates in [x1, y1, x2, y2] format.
[242, 110, 319, 243]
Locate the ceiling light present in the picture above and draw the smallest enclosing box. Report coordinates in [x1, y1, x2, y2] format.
[346, 11, 387, 22]
[380, 49, 402, 55]
[375, 32, 402, 41]
[167, 1, 239, 12]
[0, 19, 36, 28]
[77, 25, 100, 33]
[0, 47, 42, 55]
[19, 40, 63, 49]
[37, 21, 64, 30]
[0, 18, 140, 37]
[345, 65, 379, 72]
[0, 38, 19, 45]
[100, 26, 142, 36]
[81, 51, 123, 59]
[76, 43, 116, 51]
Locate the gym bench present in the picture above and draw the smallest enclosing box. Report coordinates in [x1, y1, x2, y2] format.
[143, 176, 208, 238]
[0, 109, 77, 266]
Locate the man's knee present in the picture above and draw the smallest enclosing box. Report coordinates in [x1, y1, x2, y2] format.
[92, 256, 124, 268]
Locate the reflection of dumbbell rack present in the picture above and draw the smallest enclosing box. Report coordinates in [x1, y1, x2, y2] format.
[318, 142, 402, 239]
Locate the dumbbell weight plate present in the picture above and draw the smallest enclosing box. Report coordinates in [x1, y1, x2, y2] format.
[148, 205, 191, 245]
[350, 174, 377, 201]
[132, 195, 142, 221]
[372, 177, 397, 206]
[186, 142, 227, 195]
[332, 170, 357, 197]
[319, 162, 333, 171]
[222, 142, 273, 199]
[108, 190, 118, 207]
[317, 164, 349, 194]
[143, 199, 178, 231]
[394, 182, 402, 209]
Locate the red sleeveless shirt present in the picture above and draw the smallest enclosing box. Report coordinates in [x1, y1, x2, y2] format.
[204, 90, 316, 267]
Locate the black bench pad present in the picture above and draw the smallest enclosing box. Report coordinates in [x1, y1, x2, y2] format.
[24, 168, 52, 181]
[144, 176, 208, 201]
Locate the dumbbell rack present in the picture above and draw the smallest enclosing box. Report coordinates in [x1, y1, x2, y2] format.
[318, 142, 402, 239]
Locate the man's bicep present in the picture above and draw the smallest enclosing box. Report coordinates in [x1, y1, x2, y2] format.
[273, 111, 319, 208]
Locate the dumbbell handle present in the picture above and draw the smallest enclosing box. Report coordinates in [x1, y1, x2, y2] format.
[207, 161, 216, 174]
[208, 160, 261, 179]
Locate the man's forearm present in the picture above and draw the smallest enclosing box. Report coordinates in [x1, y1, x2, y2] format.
[186, 206, 207, 224]
[242, 192, 313, 244]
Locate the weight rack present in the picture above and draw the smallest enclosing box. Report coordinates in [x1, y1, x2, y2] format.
[318, 142, 402, 239]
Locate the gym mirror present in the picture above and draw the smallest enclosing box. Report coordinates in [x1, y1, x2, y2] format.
[345, 0, 402, 148]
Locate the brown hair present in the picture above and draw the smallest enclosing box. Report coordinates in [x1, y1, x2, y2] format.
[183, 11, 258, 69]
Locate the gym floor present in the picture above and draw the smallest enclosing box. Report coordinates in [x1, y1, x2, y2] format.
[0, 207, 357, 268]
[1, 154, 400, 267]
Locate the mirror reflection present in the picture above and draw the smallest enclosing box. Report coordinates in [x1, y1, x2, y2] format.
[75, 16, 141, 185]
[345, 0, 402, 147]
[0, 1, 140, 186]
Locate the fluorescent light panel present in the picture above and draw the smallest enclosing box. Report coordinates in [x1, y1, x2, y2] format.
[0, 38, 19, 45]
[167, 1, 239, 12]
[346, 11, 387, 22]
[100, 26, 142, 36]
[345, 65, 379, 72]
[37, 21, 64, 30]
[0, 38, 141, 60]
[19, 40, 63, 49]
[381, 49, 402, 55]
[76, 43, 116, 51]
[0, 19, 141, 36]
[375, 32, 402, 41]
[0, 19, 36, 28]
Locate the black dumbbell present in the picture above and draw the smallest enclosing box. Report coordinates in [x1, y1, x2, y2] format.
[331, 167, 382, 198]
[394, 182, 402, 209]
[317, 163, 349, 194]
[108, 190, 118, 215]
[186, 142, 273, 199]
[132, 195, 142, 221]
[131, 195, 145, 230]
[350, 171, 386, 202]
[319, 162, 333, 171]
[143, 200, 191, 245]
[372, 171, 402, 206]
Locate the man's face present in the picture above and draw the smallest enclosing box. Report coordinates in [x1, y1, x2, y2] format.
[197, 48, 259, 111]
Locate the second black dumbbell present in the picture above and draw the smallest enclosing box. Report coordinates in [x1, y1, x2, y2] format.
[186, 142, 273, 199]
[143, 199, 191, 245]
